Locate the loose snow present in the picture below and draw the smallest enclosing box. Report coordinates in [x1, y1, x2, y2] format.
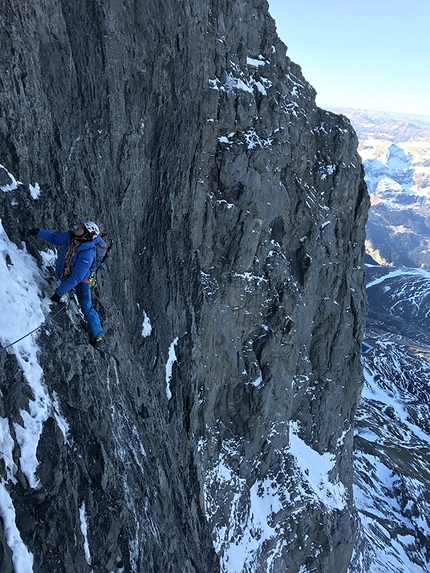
[0, 482, 34, 572]
[79, 502, 92, 565]
[141, 310, 152, 337]
[246, 56, 268, 67]
[204, 421, 348, 573]
[0, 164, 22, 192]
[289, 422, 347, 511]
[165, 337, 178, 400]
[0, 220, 55, 488]
[29, 183, 41, 200]
[0, 418, 18, 482]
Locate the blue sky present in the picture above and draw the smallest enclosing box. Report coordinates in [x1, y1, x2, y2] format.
[267, 0, 430, 118]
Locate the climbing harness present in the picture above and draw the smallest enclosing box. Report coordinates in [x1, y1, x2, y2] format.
[0, 303, 67, 353]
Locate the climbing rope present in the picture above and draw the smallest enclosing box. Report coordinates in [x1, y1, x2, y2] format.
[0, 303, 67, 353]
[93, 292, 181, 459]
[93, 292, 166, 409]
[1, 292, 181, 459]
[93, 292, 154, 396]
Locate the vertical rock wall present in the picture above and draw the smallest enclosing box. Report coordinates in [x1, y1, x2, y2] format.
[192, 2, 369, 571]
[0, 0, 369, 572]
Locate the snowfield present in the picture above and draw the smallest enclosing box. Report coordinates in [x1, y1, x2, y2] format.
[350, 265, 430, 573]
[0, 217, 54, 571]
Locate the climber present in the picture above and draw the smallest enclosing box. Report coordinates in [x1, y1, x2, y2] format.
[27, 221, 104, 349]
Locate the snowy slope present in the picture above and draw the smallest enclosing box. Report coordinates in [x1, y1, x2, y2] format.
[349, 265, 430, 572]
[201, 421, 349, 573]
[0, 215, 65, 569]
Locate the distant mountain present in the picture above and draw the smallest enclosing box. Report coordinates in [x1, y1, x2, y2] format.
[328, 109, 430, 571]
[328, 107, 430, 141]
[331, 108, 430, 269]
[349, 265, 430, 572]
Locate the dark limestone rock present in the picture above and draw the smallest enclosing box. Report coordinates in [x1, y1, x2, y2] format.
[0, 0, 369, 572]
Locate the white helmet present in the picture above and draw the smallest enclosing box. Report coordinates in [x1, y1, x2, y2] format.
[83, 221, 100, 238]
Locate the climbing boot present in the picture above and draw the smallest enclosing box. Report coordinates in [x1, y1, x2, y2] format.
[89, 336, 103, 350]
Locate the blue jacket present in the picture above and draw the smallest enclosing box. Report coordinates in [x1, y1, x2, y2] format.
[38, 229, 100, 297]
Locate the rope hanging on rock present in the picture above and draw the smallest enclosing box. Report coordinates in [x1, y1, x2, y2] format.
[93, 292, 181, 460]
[93, 292, 161, 407]
[0, 303, 68, 353]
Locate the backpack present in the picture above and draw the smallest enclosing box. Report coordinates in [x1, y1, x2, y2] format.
[91, 236, 112, 274]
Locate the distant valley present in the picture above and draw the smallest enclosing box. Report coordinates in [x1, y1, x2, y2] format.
[332, 108, 430, 270]
[329, 109, 430, 572]
[349, 264, 430, 572]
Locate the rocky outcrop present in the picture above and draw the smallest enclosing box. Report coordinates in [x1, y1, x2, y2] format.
[0, 1, 369, 572]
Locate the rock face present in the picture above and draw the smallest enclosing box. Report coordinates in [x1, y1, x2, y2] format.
[0, 1, 369, 572]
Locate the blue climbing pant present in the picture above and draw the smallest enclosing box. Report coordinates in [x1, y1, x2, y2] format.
[75, 282, 103, 339]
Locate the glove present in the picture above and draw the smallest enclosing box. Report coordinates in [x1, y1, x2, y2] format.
[50, 292, 62, 303]
[27, 228, 39, 237]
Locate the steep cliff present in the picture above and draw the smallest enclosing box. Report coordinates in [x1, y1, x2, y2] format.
[0, 1, 369, 572]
